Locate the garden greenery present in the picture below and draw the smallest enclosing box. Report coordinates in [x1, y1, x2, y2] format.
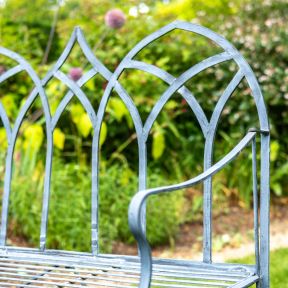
[0, 0, 287, 251]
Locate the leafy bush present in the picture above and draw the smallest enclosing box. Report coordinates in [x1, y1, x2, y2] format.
[219, 0, 288, 196]
[7, 148, 184, 252]
[0, 0, 287, 250]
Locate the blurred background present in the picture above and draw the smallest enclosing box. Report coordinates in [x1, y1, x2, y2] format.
[0, 0, 287, 286]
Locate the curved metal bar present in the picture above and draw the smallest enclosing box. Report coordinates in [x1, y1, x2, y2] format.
[0, 30, 79, 248]
[173, 19, 269, 131]
[131, 22, 268, 267]
[0, 48, 52, 248]
[125, 60, 209, 136]
[51, 28, 143, 253]
[51, 68, 97, 130]
[94, 24, 187, 234]
[104, 21, 269, 246]
[128, 131, 256, 288]
[0, 104, 12, 141]
[42, 28, 78, 84]
[119, 20, 234, 73]
[131, 131, 256, 204]
[113, 83, 143, 136]
[94, 67, 143, 140]
[53, 67, 100, 254]
[119, 20, 268, 130]
[91, 80, 144, 254]
[74, 28, 114, 254]
[94, 69, 145, 252]
[114, 82, 147, 238]
[53, 71, 97, 128]
[232, 56, 269, 131]
[91, 86, 144, 254]
[76, 28, 111, 81]
[143, 52, 234, 140]
[0, 44, 73, 250]
[202, 69, 244, 262]
[121, 22, 180, 63]
[0, 65, 25, 143]
[71, 28, 146, 253]
[43, 26, 144, 254]
[95, 21, 245, 242]
[0, 65, 23, 84]
[208, 70, 245, 133]
[173, 21, 237, 53]
[40, 27, 110, 251]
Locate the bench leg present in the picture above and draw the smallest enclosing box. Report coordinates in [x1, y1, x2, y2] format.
[259, 134, 270, 288]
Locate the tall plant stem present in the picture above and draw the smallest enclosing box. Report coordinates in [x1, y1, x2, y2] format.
[41, 2, 61, 65]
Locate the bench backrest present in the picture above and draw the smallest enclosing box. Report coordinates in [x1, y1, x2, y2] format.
[0, 21, 269, 265]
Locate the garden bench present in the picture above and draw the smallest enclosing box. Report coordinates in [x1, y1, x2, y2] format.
[0, 21, 270, 287]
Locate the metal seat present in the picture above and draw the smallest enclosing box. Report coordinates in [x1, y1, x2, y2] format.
[0, 21, 270, 287]
[0, 251, 258, 287]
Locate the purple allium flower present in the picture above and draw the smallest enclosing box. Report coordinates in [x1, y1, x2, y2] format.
[105, 9, 126, 29]
[0, 65, 6, 76]
[69, 67, 83, 82]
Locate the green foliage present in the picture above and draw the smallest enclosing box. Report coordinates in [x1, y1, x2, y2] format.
[0, 0, 287, 249]
[152, 125, 165, 160]
[216, 0, 288, 196]
[7, 148, 184, 252]
[231, 248, 288, 287]
[270, 140, 288, 197]
[0, 0, 60, 63]
[156, 0, 239, 23]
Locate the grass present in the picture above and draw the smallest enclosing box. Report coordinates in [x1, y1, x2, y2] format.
[230, 248, 288, 287]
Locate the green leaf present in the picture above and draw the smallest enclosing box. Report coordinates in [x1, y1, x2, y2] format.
[1, 95, 17, 117]
[78, 114, 92, 138]
[70, 104, 85, 124]
[85, 78, 95, 91]
[100, 122, 107, 147]
[23, 124, 44, 151]
[270, 141, 279, 162]
[50, 99, 60, 115]
[0, 128, 8, 150]
[109, 98, 128, 122]
[46, 81, 59, 96]
[271, 183, 282, 196]
[53, 128, 65, 150]
[165, 100, 178, 110]
[271, 162, 288, 182]
[156, 56, 170, 67]
[152, 130, 165, 160]
[167, 122, 181, 139]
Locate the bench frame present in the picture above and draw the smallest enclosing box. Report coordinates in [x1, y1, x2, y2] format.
[0, 21, 270, 287]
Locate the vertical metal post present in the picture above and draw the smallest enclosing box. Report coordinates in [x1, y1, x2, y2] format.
[259, 133, 270, 288]
[203, 143, 213, 263]
[252, 137, 260, 276]
[138, 137, 147, 235]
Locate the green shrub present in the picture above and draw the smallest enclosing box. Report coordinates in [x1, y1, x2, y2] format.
[231, 248, 288, 288]
[0, 0, 287, 251]
[7, 148, 185, 252]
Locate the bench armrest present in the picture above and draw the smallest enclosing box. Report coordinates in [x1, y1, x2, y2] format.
[128, 131, 257, 288]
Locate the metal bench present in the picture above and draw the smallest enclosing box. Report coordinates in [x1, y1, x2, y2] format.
[0, 21, 270, 287]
